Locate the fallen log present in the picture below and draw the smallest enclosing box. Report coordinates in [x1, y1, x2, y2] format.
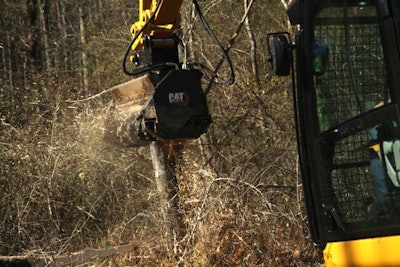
[0, 257, 33, 267]
[0, 243, 138, 267]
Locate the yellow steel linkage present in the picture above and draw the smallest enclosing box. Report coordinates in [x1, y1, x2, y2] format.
[130, 0, 184, 51]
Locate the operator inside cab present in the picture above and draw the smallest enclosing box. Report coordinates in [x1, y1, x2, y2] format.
[309, 0, 400, 244]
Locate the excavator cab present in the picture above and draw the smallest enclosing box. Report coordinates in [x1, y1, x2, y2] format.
[268, 0, 400, 256]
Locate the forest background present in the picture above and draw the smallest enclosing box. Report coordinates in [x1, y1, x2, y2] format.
[0, 0, 322, 265]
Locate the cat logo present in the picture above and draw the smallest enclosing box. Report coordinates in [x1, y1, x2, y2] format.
[168, 92, 190, 106]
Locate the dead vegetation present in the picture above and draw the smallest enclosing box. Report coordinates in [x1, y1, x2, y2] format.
[0, 79, 322, 265]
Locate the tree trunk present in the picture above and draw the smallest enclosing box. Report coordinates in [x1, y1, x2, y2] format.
[149, 141, 185, 248]
[5, 32, 13, 89]
[244, 0, 260, 87]
[105, 75, 185, 247]
[79, 4, 89, 95]
[185, 2, 196, 60]
[1, 39, 7, 84]
[5, 32, 15, 122]
[280, 0, 292, 31]
[55, 1, 67, 70]
[37, 0, 50, 70]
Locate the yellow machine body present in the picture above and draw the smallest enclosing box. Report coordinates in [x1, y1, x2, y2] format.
[324, 235, 400, 266]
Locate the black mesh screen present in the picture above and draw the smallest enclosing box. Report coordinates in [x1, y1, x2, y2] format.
[331, 133, 373, 223]
[313, 5, 389, 224]
[314, 19, 386, 131]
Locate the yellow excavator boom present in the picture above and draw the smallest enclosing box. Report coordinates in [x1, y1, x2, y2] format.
[130, 0, 184, 51]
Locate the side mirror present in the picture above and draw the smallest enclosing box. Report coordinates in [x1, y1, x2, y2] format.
[267, 32, 292, 76]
